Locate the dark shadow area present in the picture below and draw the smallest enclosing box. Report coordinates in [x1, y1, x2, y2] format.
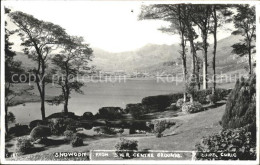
[37, 138, 67, 147]
[204, 102, 226, 110]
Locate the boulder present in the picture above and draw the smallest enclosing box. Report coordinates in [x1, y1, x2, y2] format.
[29, 120, 49, 130]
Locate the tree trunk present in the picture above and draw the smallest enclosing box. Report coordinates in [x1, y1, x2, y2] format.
[40, 59, 46, 120]
[212, 6, 217, 94]
[196, 56, 201, 90]
[63, 95, 69, 114]
[248, 41, 252, 75]
[202, 30, 208, 89]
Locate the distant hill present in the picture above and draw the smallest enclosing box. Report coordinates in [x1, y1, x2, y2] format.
[13, 35, 252, 75]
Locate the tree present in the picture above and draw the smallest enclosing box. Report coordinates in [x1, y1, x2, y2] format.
[9, 11, 68, 120]
[232, 5, 256, 75]
[189, 5, 212, 89]
[139, 4, 188, 101]
[52, 36, 93, 114]
[5, 8, 24, 134]
[210, 5, 233, 94]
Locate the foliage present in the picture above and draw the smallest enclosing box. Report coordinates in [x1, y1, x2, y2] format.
[176, 98, 184, 108]
[64, 130, 75, 141]
[9, 10, 69, 120]
[9, 124, 29, 137]
[222, 74, 256, 132]
[7, 112, 16, 123]
[182, 101, 203, 114]
[193, 88, 229, 104]
[195, 127, 256, 160]
[94, 126, 117, 135]
[82, 112, 94, 120]
[153, 120, 167, 138]
[71, 135, 83, 147]
[126, 103, 146, 119]
[185, 76, 197, 101]
[115, 138, 138, 159]
[51, 35, 93, 113]
[231, 4, 256, 74]
[206, 94, 217, 105]
[30, 126, 51, 141]
[142, 93, 183, 112]
[97, 107, 123, 120]
[48, 118, 77, 135]
[15, 137, 34, 155]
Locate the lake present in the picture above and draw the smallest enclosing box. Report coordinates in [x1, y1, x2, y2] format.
[10, 79, 184, 125]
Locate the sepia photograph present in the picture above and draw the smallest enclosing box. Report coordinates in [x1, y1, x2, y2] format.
[1, 0, 259, 164]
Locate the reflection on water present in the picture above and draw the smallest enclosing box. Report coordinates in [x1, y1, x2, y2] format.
[10, 79, 182, 125]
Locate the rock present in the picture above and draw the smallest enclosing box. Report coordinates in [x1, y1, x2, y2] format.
[29, 120, 49, 130]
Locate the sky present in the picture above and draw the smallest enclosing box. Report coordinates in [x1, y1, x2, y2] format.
[3, 1, 234, 53]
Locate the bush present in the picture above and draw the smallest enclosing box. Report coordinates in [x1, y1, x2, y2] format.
[71, 135, 83, 147]
[15, 137, 34, 155]
[142, 93, 183, 112]
[193, 88, 230, 104]
[206, 94, 218, 105]
[115, 138, 138, 159]
[82, 112, 94, 120]
[64, 130, 74, 141]
[30, 126, 51, 141]
[182, 101, 203, 114]
[126, 103, 146, 119]
[5, 149, 11, 158]
[94, 126, 117, 135]
[97, 107, 124, 120]
[9, 124, 29, 137]
[48, 118, 77, 135]
[176, 99, 184, 108]
[222, 74, 256, 132]
[195, 127, 256, 160]
[153, 120, 167, 138]
[117, 128, 124, 134]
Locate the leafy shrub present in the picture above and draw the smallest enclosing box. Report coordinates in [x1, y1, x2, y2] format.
[195, 127, 256, 160]
[182, 101, 203, 114]
[94, 126, 117, 135]
[153, 120, 167, 138]
[8, 124, 29, 137]
[15, 137, 34, 155]
[30, 126, 51, 141]
[222, 75, 256, 132]
[126, 103, 146, 119]
[142, 93, 183, 112]
[117, 128, 124, 134]
[185, 76, 197, 102]
[97, 107, 123, 120]
[5, 149, 11, 158]
[48, 118, 77, 135]
[193, 88, 229, 104]
[64, 130, 74, 141]
[206, 94, 218, 105]
[71, 135, 83, 147]
[176, 98, 184, 108]
[66, 124, 77, 133]
[82, 112, 94, 120]
[115, 138, 138, 159]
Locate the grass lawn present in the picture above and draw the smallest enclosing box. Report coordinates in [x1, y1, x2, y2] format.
[6, 100, 226, 161]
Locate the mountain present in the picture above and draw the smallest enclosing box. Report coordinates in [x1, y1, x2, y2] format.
[91, 44, 180, 72]
[13, 35, 252, 75]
